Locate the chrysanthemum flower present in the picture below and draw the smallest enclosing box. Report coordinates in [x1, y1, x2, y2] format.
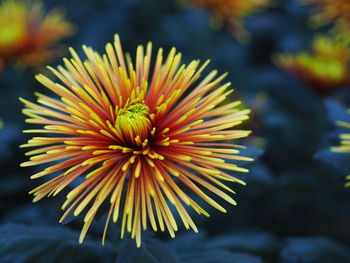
[301, 0, 350, 32]
[0, 0, 74, 70]
[274, 34, 350, 94]
[331, 112, 350, 187]
[20, 35, 252, 247]
[187, 0, 272, 41]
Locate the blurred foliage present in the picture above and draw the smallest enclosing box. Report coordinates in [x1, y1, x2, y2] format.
[116, 235, 181, 263]
[316, 100, 350, 176]
[0, 224, 116, 263]
[280, 236, 350, 263]
[3, 225, 350, 263]
[0, 0, 350, 262]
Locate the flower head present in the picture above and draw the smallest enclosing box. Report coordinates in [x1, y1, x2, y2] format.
[274, 34, 350, 94]
[20, 35, 252, 247]
[187, 0, 272, 41]
[0, 0, 74, 69]
[331, 111, 350, 187]
[301, 0, 350, 33]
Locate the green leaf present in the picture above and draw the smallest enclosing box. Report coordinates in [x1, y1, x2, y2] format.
[280, 237, 350, 263]
[0, 224, 115, 263]
[116, 235, 181, 263]
[324, 99, 350, 125]
[0, 124, 20, 164]
[317, 99, 350, 174]
[170, 233, 264, 263]
[179, 250, 263, 263]
[315, 148, 350, 175]
[206, 231, 281, 254]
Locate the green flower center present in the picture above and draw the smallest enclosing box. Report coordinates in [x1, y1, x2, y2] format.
[116, 103, 152, 142]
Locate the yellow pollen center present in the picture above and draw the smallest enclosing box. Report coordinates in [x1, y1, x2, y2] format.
[115, 103, 152, 142]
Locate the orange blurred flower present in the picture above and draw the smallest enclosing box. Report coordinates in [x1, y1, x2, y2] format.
[20, 35, 252, 246]
[188, 0, 272, 41]
[301, 0, 350, 33]
[0, 0, 74, 70]
[274, 34, 350, 94]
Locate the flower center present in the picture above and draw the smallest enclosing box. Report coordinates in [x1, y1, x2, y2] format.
[115, 103, 152, 143]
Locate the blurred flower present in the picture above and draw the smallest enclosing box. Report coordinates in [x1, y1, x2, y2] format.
[20, 35, 252, 247]
[187, 0, 272, 41]
[331, 113, 350, 187]
[274, 34, 350, 94]
[0, 0, 74, 70]
[301, 0, 350, 33]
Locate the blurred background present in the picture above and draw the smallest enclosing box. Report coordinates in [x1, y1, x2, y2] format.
[1, 0, 350, 262]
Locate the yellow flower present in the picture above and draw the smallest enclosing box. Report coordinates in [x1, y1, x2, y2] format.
[331, 112, 350, 187]
[0, 0, 74, 69]
[187, 0, 272, 41]
[20, 35, 252, 247]
[274, 34, 350, 94]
